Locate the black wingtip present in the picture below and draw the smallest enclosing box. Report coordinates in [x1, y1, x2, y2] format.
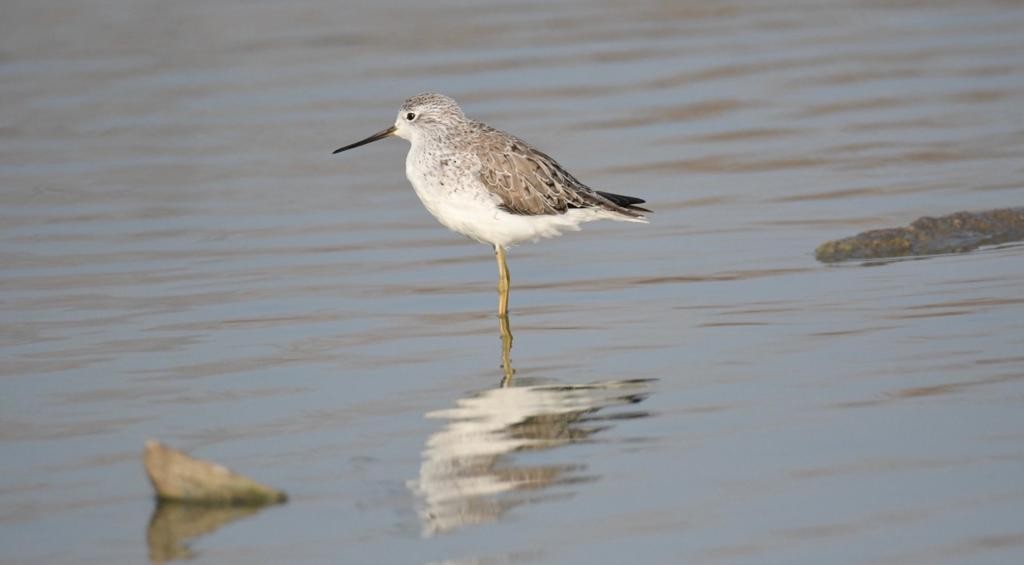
[596, 190, 649, 211]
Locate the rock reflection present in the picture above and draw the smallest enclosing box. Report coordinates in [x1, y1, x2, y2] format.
[146, 501, 266, 563]
[408, 378, 654, 536]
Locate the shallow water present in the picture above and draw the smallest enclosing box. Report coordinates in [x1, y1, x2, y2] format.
[2, 0, 1024, 563]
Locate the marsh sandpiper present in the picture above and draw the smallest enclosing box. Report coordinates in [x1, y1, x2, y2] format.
[332, 93, 650, 319]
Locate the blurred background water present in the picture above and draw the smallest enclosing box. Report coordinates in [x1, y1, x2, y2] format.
[2, 0, 1024, 563]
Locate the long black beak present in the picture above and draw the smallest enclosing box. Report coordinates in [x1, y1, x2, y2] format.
[332, 125, 397, 154]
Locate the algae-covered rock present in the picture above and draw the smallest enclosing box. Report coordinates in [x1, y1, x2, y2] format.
[815, 208, 1024, 263]
[143, 440, 287, 504]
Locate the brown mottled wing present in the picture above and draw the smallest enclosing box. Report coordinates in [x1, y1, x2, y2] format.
[475, 126, 617, 216]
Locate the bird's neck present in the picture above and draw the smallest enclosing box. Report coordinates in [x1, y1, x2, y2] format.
[408, 128, 457, 159]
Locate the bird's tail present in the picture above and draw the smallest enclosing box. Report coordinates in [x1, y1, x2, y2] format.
[594, 190, 652, 221]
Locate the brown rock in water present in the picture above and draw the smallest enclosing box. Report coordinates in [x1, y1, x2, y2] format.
[815, 208, 1024, 263]
[143, 440, 287, 504]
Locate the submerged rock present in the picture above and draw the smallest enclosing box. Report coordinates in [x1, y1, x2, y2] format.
[143, 440, 287, 504]
[815, 208, 1024, 263]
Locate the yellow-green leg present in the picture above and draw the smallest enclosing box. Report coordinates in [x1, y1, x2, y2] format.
[495, 245, 514, 386]
[495, 245, 510, 318]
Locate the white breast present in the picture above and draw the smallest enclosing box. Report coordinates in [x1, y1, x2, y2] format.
[403, 145, 608, 248]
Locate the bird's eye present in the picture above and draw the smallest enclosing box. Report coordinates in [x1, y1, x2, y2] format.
[405, 112, 416, 121]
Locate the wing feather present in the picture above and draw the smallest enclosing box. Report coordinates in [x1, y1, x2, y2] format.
[473, 124, 647, 218]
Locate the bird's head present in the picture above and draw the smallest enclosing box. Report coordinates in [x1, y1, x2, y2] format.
[332, 92, 466, 155]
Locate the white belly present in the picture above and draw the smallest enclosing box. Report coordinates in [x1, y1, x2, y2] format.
[404, 152, 600, 248]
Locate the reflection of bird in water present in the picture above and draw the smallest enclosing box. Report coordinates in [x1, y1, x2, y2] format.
[332, 93, 650, 319]
[407, 379, 653, 536]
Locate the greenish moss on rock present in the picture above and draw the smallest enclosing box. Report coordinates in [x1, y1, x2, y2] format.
[815, 208, 1024, 263]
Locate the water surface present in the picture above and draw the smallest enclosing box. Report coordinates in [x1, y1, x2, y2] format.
[2, 0, 1024, 563]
